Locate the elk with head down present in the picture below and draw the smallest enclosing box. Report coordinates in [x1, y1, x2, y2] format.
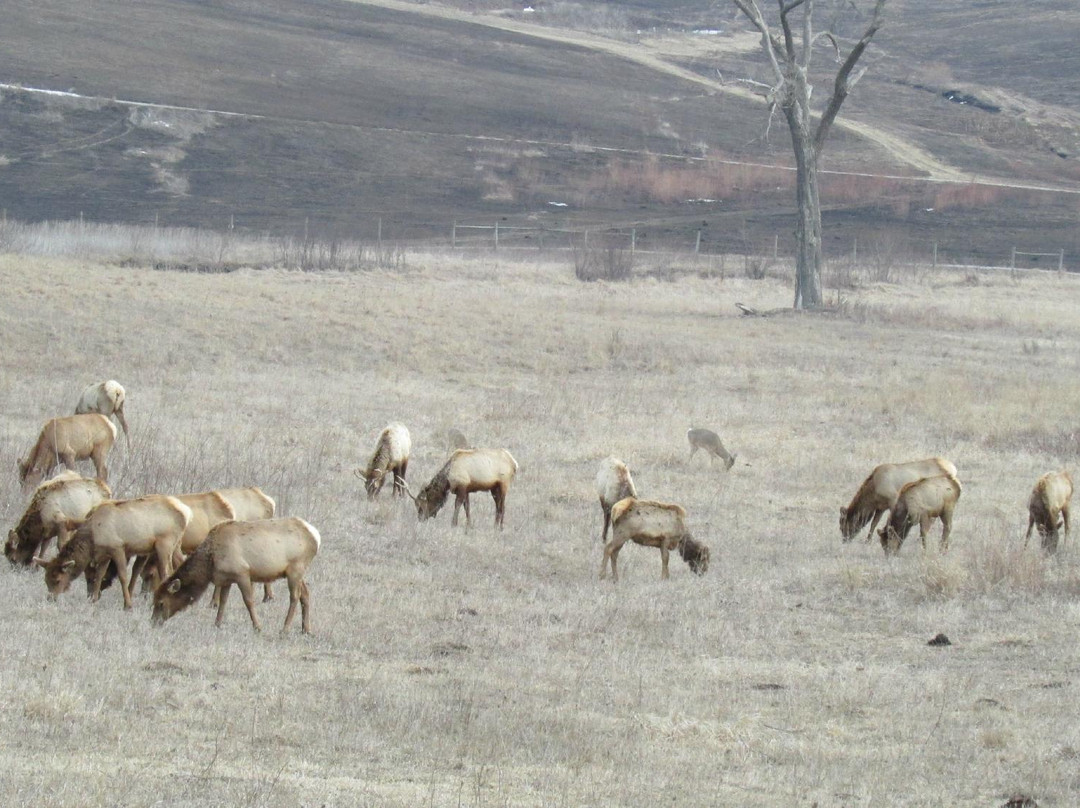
[37, 495, 191, 609]
[878, 473, 962, 555]
[136, 487, 279, 601]
[152, 517, 320, 634]
[75, 380, 129, 442]
[595, 456, 637, 543]
[17, 413, 117, 492]
[1024, 470, 1072, 554]
[407, 448, 518, 528]
[840, 457, 958, 543]
[687, 428, 737, 470]
[355, 423, 411, 499]
[6, 471, 111, 565]
[600, 497, 709, 582]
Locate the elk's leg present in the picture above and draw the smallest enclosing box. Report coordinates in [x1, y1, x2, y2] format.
[91, 447, 108, 482]
[688, 445, 697, 462]
[300, 580, 312, 634]
[263, 583, 274, 602]
[394, 461, 408, 497]
[91, 557, 112, 602]
[1024, 512, 1035, 549]
[215, 583, 231, 626]
[59, 451, 76, 473]
[492, 485, 506, 529]
[283, 570, 302, 633]
[109, 549, 134, 609]
[660, 546, 671, 579]
[940, 510, 953, 553]
[600, 505, 611, 544]
[154, 539, 174, 583]
[237, 576, 261, 632]
[451, 492, 465, 527]
[1062, 504, 1071, 551]
[918, 515, 932, 551]
[601, 537, 625, 582]
[864, 510, 885, 543]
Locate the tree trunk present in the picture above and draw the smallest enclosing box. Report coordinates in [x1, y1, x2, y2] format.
[789, 112, 824, 309]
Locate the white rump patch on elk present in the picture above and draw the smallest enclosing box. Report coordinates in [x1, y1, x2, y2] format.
[75, 380, 129, 441]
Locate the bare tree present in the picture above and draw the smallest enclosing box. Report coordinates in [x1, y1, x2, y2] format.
[731, 0, 887, 309]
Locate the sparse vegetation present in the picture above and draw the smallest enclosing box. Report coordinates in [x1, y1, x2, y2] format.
[2, 242, 1080, 805]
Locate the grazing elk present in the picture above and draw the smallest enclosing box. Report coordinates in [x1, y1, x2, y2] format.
[6, 471, 111, 565]
[879, 473, 962, 555]
[355, 423, 411, 499]
[137, 487, 279, 601]
[600, 497, 709, 582]
[37, 495, 192, 609]
[18, 413, 117, 491]
[840, 457, 958, 543]
[408, 448, 518, 528]
[75, 380, 129, 442]
[1025, 470, 1073, 554]
[152, 517, 321, 634]
[595, 456, 637, 543]
[687, 428, 737, 470]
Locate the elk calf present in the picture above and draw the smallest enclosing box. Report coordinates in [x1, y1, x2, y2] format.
[687, 428, 737, 470]
[152, 517, 321, 634]
[595, 456, 637, 543]
[879, 474, 962, 555]
[1025, 471, 1072, 554]
[600, 497, 709, 581]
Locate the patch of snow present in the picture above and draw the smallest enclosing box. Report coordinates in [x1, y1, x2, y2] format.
[548, 201, 568, 207]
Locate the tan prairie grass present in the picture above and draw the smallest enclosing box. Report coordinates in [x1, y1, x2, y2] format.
[1, 253, 1080, 805]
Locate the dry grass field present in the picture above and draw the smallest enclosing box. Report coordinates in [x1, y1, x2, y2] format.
[1, 252, 1079, 806]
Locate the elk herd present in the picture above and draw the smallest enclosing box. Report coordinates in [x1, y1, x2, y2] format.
[6, 382, 1075, 637]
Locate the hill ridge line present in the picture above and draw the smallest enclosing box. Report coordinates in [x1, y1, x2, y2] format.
[343, 0, 1080, 195]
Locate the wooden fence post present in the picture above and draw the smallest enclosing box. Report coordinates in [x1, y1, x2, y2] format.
[932, 241, 937, 269]
[630, 228, 636, 254]
[695, 230, 701, 254]
[452, 222, 457, 248]
[1059, 249, 1065, 271]
[1011, 246, 1016, 269]
[494, 221, 499, 250]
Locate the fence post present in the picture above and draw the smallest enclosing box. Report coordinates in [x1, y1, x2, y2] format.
[494, 221, 499, 250]
[932, 241, 937, 269]
[1011, 246, 1016, 269]
[584, 229, 589, 250]
[695, 230, 701, 254]
[852, 237, 857, 264]
[452, 222, 457, 248]
[773, 234, 779, 259]
[377, 217, 382, 250]
[1059, 249, 1065, 272]
[630, 228, 636, 254]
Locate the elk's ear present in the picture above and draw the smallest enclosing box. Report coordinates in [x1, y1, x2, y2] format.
[61, 560, 77, 572]
[839, 507, 847, 517]
[167, 579, 182, 594]
[31, 556, 48, 568]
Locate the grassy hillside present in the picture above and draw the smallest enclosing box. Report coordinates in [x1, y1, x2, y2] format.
[1, 251, 1079, 805]
[0, 0, 1078, 261]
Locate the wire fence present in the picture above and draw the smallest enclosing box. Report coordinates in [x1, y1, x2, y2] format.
[0, 214, 1073, 277]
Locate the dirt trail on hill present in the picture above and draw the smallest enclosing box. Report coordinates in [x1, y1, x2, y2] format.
[349, 0, 1079, 192]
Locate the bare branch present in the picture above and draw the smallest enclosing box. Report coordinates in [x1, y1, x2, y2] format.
[733, 0, 787, 83]
[778, 0, 797, 58]
[813, 31, 841, 61]
[814, 0, 887, 152]
[781, 0, 808, 12]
